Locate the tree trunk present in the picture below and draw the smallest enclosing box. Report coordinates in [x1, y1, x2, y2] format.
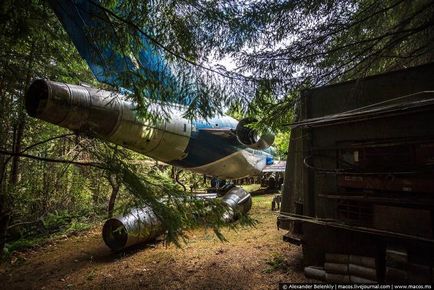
[175, 169, 186, 192]
[9, 119, 25, 184]
[9, 40, 35, 185]
[0, 155, 10, 256]
[1, 41, 35, 256]
[0, 208, 10, 256]
[107, 174, 120, 218]
[0, 77, 11, 256]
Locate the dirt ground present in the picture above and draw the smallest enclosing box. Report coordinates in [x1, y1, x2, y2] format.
[0, 195, 309, 289]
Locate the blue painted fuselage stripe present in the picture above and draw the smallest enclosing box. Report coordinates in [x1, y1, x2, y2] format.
[171, 117, 273, 168]
[171, 117, 239, 167]
[171, 130, 241, 168]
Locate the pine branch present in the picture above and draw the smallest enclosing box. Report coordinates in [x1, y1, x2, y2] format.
[87, 0, 257, 82]
[0, 150, 103, 168]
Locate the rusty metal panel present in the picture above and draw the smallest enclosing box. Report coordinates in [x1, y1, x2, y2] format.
[280, 62, 434, 243]
[307, 62, 434, 119]
[373, 205, 433, 238]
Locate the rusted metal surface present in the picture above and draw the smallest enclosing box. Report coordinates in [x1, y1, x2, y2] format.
[279, 62, 434, 283]
[221, 187, 252, 221]
[102, 206, 163, 251]
[26, 79, 191, 162]
[235, 118, 275, 150]
[102, 187, 252, 250]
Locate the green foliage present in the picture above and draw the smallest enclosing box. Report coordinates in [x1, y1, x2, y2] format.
[2, 0, 431, 256]
[3, 237, 46, 256]
[159, 0, 433, 127]
[264, 253, 290, 273]
[40, 210, 92, 234]
[274, 131, 290, 160]
[2, 210, 93, 256]
[0, 0, 101, 255]
[87, 142, 255, 246]
[41, 210, 73, 231]
[64, 219, 92, 235]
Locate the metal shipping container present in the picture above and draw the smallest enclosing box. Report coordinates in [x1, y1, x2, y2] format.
[278, 62, 434, 283]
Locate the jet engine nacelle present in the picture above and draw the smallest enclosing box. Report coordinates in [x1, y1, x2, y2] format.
[235, 118, 275, 150]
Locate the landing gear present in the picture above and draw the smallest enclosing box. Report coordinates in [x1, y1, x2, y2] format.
[208, 177, 239, 196]
[216, 183, 236, 197]
[267, 175, 276, 189]
[271, 194, 281, 211]
[210, 177, 226, 188]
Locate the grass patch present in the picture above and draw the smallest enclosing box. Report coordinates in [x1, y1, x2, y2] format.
[252, 195, 272, 204]
[64, 219, 92, 235]
[3, 236, 47, 256]
[241, 184, 262, 192]
[264, 253, 289, 273]
[3, 215, 94, 260]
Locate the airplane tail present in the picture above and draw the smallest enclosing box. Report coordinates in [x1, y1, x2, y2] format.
[48, 0, 189, 105]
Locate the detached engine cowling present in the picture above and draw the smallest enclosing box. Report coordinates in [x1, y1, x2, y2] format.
[235, 118, 275, 150]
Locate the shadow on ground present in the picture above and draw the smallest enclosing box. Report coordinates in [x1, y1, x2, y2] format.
[0, 195, 309, 289]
